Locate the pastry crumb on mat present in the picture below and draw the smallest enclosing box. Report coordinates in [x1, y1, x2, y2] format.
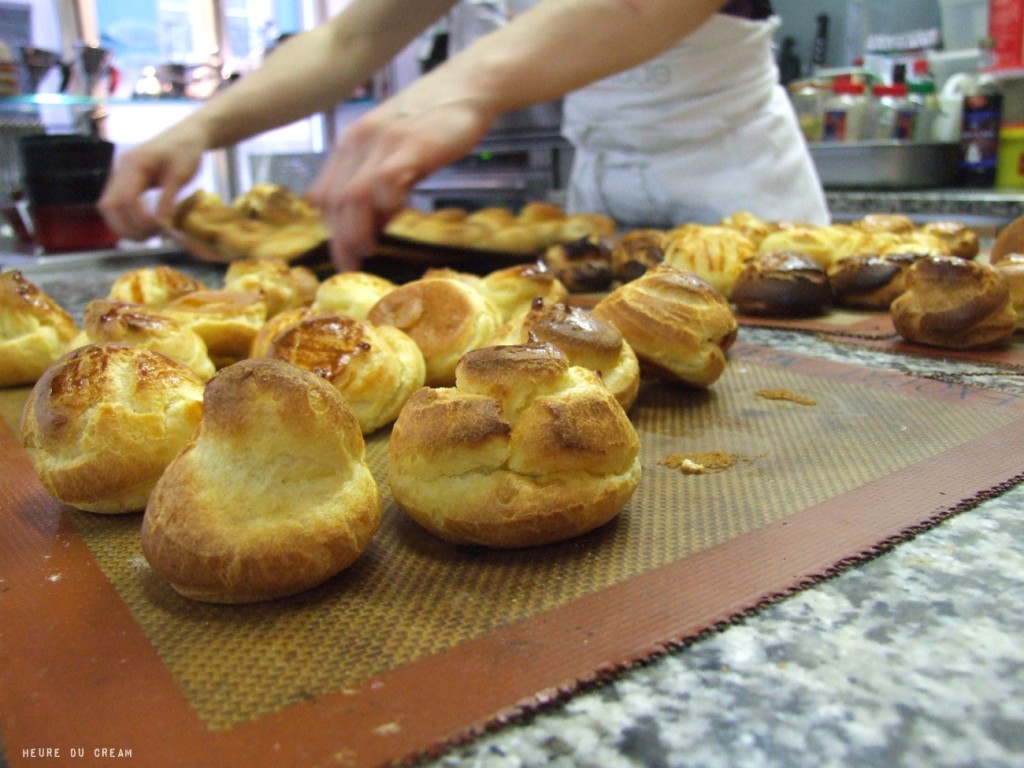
[659, 450, 738, 475]
[755, 388, 818, 406]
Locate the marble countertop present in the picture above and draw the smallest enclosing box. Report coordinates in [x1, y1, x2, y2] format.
[826, 187, 1024, 229]
[420, 325, 1024, 768]
[3, 253, 1024, 768]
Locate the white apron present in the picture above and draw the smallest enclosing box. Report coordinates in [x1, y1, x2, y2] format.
[562, 14, 830, 228]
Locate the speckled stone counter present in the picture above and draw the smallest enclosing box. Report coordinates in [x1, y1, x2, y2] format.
[827, 188, 1024, 230]
[3, 252, 1023, 768]
[419, 326, 1024, 768]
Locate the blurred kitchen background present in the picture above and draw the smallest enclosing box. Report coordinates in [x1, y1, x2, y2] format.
[2, 0, 1023, 237]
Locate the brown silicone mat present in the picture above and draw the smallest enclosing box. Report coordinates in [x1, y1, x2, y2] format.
[830, 331, 1024, 371]
[737, 310, 1024, 371]
[3, 341, 1024, 767]
[736, 307, 898, 338]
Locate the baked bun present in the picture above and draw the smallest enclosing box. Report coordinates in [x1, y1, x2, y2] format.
[489, 297, 640, 410]
[312, 271, 397, 320]
[757, 224, 857, 270]
[20, 344, 204, 514]
[662, 225, 756, 297]
[388, 343, 641, 548]
[826, 252, 923, 310]
[367, 277, 503, 386]
[731, 251, 832, 317]
[718, 210, 779, 247]
[611, 229, 667, 283]
[991, 215, 1024, 264]
[991, 254, 1024, 328]
[541, 236, 615, 293]
[592, 265, 737, 388]
[384, 203, 616, 254]
[67, 299, 216, 381]
[0, 270, 79, 387]
[141, 358, 380, 603]
[223, 258, 318, 317]
[174, 184, 329, 262]
[474, 263, 569, 322]
[171, 190, 237, 242]
[250, 306, 324, 358]
[856, 213, 915, 235]
[265, 312, 426, 434]
[920, 221, 979, 259]
[890, 256, 1017, 349]
[163, 289, 268, 368]
[107, 265, 207, 309]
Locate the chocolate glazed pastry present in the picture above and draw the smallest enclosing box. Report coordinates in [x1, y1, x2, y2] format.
[541, 236, 615, 293]
[827, 252, 926, 311]
[731, 251, 833, 317]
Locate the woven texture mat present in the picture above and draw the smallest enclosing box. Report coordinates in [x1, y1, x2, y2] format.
[3, 341, 1024, 768]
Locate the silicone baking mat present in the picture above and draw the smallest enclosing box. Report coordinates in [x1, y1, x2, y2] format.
[737, 310, 1024, 371]
[736, 307, 898, 338]
[3, 341, 1024, 768]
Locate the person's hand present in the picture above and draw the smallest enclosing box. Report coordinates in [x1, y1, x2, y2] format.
[307, 94, 495, 272]
[98, 127, 207, 241]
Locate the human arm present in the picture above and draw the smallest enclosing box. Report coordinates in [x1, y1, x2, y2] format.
[98, 0, 461, 240]
[308, 0, 730, 269]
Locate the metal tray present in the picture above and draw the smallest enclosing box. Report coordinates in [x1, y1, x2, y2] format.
[809, 141, 960, 190]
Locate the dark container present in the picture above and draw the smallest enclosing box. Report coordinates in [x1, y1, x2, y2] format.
[17, 133, 114, 177]
[958, 93, 1003, 188]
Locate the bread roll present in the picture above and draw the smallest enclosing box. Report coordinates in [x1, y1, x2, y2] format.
[826, 252, 923, 310]
[718, 210, 779, 247]
[249, 306, 321, 358]
[662, 225, 756, 297]
[223, 258, 319, 317]
[920, 221, 979, 259]
[474, 263, 569, 322]
[67, 299, 216, 382]
[367, 277, 503, 386]
[855, 213, 915, 235]
[172, 190, 239, 242]
[878, 231, 949, 257]
[991, 253, 1024, 329]
[265, 312, 426, 434]
[757, 224, 858, 270]
[312, 271, 396, 320]
[388, 343, 641, 548]
[0, 270, 79, 387]
[890, 256, 1017, 349]
[106, 265, 206, 309]
[991, 214, 1024, 264]
[731, 251, 832, 317]
[611, 229, 667, 283]
[592, 265, 737, 388]
[488, 297, 640, 410]
[541, 236, 615, 293]
[163, 289, 268, 368]
[20, 344, 204, 514]
[141, 358, 380, 603]
[231, 183, 321, 226]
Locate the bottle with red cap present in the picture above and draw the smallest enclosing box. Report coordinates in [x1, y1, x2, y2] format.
[868, 81, 917, 141]
[822, 78, 868, 142]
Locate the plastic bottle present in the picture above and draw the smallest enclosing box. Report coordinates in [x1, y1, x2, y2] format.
[822, 79, 867, 142]
[907, 59, 939, 142]
[868, 82, 916, 141]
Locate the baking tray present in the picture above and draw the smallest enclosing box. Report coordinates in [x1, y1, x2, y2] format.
[809, 140, 960, 190]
